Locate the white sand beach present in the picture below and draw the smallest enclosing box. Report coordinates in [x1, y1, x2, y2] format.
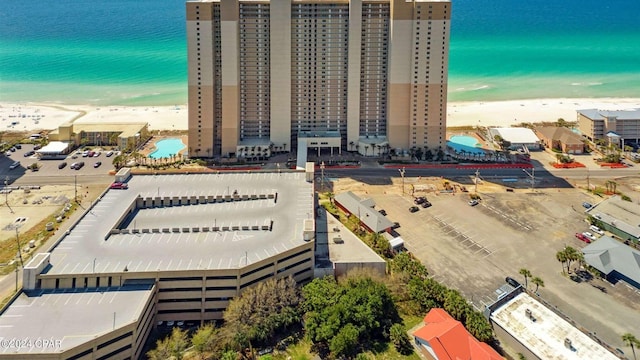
[447, 98, 640, 128]
[0, 103, 188, 132]
[2, 98, 640, 133]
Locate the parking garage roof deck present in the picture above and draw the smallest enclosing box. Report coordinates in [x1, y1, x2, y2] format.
[44, 172, 314, 275]
[0, 285, 153, 355]
[491, 293, 618, 360]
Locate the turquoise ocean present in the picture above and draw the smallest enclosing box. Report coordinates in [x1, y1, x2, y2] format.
[1, 0, 639, 105]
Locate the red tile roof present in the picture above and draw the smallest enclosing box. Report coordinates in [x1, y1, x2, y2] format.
[413, 308, 503, 360]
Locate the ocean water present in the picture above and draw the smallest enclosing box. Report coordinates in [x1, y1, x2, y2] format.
[1, 0, 639, 105]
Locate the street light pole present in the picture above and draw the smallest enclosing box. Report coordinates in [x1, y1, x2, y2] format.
[399, 167, 406, 195]
[15, 228, 23, 268]
[522, 168, 535, 192]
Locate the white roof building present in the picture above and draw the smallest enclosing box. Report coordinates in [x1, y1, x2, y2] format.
[489, 127, 540, 150]
[490, 292, 618, 360]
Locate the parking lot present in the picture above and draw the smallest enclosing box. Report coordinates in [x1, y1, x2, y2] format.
[1, 144, 114, 183]
[363, 186, 640, 352]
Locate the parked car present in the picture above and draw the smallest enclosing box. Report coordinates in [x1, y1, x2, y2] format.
[582, 202, 593, 209]
[575, 233, 590, 243]
[33, 144, 42, 150]
[58, 162, 67, 169]
[421, 201, 432, 208]
[9, 147, 16, 152]
[87, 151, 95, 157]
[582, 232, 597, 241]
[414, 197, 426, 205]
[469, 199, 479, 206]
[71, 161, 85, 170]
[106, 151, 114, 157]
[505, 277, 521, 288]
[23, 150, 35, 157]
[109, 182, 128, 189]
[589, 225, 604, 235]
[14, 144, 21, 149]
[409, 206, 419, 213]
[93, 151, 101, 157]
[9, 161, 20, 170]
[94, 161, 102, 168]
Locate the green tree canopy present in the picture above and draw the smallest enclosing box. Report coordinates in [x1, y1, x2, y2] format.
[303, 275, 401, 358]
[223, 276, 302, 348]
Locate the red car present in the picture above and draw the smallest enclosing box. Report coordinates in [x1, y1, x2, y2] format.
[575, 233, 591, 243]
[109, 182, 128, 190]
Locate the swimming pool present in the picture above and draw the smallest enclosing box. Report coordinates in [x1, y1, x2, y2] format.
[447, 135, 485, 155]
[149, 138, 186, 159]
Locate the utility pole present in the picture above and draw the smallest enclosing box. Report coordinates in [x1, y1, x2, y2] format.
[522, 168, 535, 192]
[15, 266, 19, 292]
[5, 176, 14, 214]
[474, 169, 480, 193]
[15, 228, 23, 268]
[74, 175, 77, 203]
[399, 167, 406, 195]
[320, 161, 326, 192]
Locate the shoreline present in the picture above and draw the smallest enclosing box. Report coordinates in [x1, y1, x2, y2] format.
[2, 98, 640, 133]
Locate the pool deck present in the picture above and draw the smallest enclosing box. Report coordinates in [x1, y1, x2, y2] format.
[139, 135, 188, 158]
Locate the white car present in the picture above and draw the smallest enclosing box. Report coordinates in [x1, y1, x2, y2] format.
[582, 232, 597, 241]
[589, 225, 604, 235]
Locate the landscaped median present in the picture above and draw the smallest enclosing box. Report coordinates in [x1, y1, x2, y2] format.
[552, 162, 586, 168]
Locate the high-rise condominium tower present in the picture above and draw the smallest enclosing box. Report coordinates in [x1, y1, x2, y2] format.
[187, 0, 450, 158]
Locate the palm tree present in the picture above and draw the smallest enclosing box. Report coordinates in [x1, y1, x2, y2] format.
[531, 276, 545, 293]
[622, 333, 639, 360]
[556, 250, 568, 274]
[519, 268, 532, 289]
[364, 145, 369, 156]
[564, 246, 580, 273]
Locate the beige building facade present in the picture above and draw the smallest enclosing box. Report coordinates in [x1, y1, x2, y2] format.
[578, 108, 640, 144]
[187, 0, 450, 158]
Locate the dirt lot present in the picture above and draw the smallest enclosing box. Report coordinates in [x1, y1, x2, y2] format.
[331, 175, 640, 355]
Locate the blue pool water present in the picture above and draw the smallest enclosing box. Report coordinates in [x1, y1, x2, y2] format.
[447, 135, 485, 155]
[149, 138, 186, 159]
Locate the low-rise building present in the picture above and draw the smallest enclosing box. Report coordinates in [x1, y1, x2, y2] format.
[334, 191, 394, 234]
[488, 128, 540, 151]
[488, 291, 618, 360]
[412, 308, 503, 360]
[582, 236, 640, 289]
[585, 196, 640, 242]
[48, 122, 149, 151]
[577, 108, 640, 143]
[534, 126, 585, 154]
[314, 209, 387, 278]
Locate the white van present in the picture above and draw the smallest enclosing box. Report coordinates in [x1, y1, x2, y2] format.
[9, 161, 20, 170]
[29, 134, 42, 140]
[590, 225, 604, 235]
